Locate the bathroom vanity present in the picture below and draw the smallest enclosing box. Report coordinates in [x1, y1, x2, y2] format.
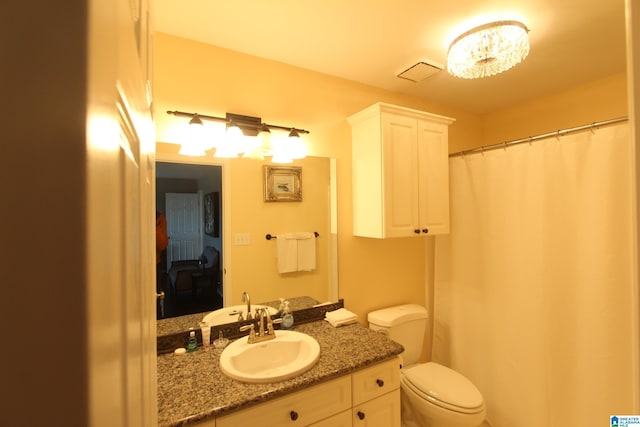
[157, 320, 403, 426]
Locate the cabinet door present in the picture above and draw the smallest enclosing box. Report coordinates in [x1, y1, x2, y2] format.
[382, 112, 421, 237]
[190, 417, 215, 426]
[417, 119, 450, 235]
[310, 409, 352, 427]
[352, 391, 401, 427]
[217, 376, 351, 427]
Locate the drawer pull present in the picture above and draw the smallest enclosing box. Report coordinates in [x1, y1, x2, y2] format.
[290, 410, 299, 421]
[376, 379, 384, 387]
[357, 411, 365, 420]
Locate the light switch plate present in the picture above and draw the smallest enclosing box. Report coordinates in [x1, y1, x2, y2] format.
[234, 233, 251, 245]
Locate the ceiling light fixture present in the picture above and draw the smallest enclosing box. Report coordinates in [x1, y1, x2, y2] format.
[447, 20, 530, 79]
[167, 110, 310, 161]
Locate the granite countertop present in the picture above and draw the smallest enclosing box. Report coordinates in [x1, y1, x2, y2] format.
[157, 319, 404, 426]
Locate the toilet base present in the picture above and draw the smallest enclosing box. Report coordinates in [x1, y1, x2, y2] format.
[401, 383, 486, 427]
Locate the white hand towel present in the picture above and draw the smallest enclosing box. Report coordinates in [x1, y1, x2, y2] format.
[296, 232, 316, 271]
[325, 308, 358, 327]
[276, 234, 298, 273]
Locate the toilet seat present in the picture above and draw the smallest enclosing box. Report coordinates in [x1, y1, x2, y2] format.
[401, 362, 484, 414]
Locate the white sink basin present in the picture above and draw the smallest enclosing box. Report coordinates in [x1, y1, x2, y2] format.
[219, 330, 320, 383]
[202, 305, 277, 326]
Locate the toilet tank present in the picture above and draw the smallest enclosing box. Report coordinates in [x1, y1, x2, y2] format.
[368, 304, 428, 366]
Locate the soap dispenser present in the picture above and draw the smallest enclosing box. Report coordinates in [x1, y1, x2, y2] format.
[281, 301, 294, 330]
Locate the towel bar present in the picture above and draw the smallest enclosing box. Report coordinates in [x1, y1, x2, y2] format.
[265, 232, 319, 240]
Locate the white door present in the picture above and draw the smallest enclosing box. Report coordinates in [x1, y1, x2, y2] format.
[86, 0, 156, 425]
[166, 193, 202, 267]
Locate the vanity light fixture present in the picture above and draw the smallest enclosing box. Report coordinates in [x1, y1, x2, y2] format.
[167, 110, 310, 162]
[178, 114, 207, 156]
[447, 20, 530, 79]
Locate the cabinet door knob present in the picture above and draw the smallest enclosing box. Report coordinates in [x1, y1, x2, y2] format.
[414, 229, 420, 234]
[422, 228, 429, 234]
[357, 411, 366, 420]
[290, 410, 299, 421]
[376, 379, 384, 387]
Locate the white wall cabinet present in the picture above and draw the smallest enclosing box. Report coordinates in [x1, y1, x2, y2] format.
[349, 103, 455, 238]
[216, 357, 401, 427]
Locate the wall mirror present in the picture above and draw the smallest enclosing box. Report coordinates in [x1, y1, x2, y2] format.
[155, 154, 338, 331]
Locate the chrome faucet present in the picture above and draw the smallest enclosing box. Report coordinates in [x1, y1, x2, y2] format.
[241, 291, 252, 320]
[240, 308, 280, 344]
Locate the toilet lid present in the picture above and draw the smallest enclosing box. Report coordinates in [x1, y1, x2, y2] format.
[402, 363, 484, 411]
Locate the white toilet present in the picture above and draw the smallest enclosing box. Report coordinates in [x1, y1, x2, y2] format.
[368, 304, 486, 427]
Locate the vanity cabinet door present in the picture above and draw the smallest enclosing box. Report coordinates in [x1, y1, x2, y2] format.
[352, 357, 401, 406]
[352, 390, 401, 427]
[217, 376, 351, 427]
[189, 417, 215, 426]
[309, 409, 352, 427]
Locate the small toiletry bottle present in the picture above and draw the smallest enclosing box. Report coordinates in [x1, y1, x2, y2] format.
[281, 301, 294, 330]
[187, 328, 198, 352]
[277, 298, 286, 316]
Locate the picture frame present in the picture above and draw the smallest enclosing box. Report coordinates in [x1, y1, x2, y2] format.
[263, 165, 302, 202]
[204, 192, 220, 237]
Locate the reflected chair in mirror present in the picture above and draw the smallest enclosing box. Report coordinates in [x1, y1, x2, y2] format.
[192, 246, 220, 296]
[168, 259, 201, 296]
[168, 246, 220, 297]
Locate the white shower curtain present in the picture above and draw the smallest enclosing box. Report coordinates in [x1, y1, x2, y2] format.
[434, 124, 636, 427]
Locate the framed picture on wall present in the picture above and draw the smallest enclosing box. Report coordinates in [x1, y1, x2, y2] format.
[263, 165, 302, 202]
[204, 192, 219, 237]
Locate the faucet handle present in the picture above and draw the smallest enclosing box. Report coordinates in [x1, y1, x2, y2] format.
[239, 323, 256, 343]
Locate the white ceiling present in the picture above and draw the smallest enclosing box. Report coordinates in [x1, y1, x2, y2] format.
[153, 0, 626, 114]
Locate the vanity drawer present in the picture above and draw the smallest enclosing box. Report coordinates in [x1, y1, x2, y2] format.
[351, 357, 401, 406]
[217, 376, 351, 427]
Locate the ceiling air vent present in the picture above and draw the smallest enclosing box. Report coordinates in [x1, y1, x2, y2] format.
[397, 61, 443, 82]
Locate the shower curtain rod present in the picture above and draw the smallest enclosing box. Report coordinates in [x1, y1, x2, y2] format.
[449, 116, 628, 158]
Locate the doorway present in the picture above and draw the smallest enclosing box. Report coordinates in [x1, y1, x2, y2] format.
[156, 161, 223, 318]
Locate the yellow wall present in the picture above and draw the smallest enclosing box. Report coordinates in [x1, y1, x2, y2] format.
[229, 156, 331, 304]
[154, 32, 628, 338]
[154, 32, 482, 324]
[481, 72, 628, 147]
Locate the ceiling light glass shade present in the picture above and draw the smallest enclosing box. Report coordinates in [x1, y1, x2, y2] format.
[270, 151, 293, 163]
[243, 137, 265, 160]
[213, 139, 238, 158]
[243, 126, 272, 160]
[447, 20, 530, 79]
[178, 115, 207, 156]
[288, 129, 307, 160]
[226, 122, 246, 153]
[270, 137, 293, 163]
[257, 125, 273, 155]
[179, 141, 207, 156]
